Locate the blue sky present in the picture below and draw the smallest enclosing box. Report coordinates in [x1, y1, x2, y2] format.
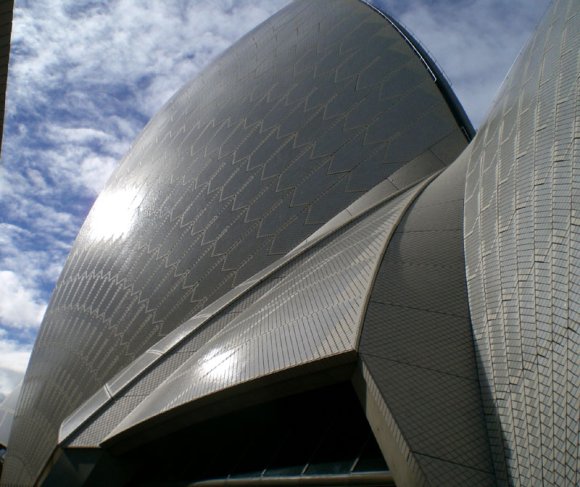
[0, 0, 551, 400]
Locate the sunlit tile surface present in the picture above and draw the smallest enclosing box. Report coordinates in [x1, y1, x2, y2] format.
[2, 0, 468, 484]
[464, 0, 579, 484]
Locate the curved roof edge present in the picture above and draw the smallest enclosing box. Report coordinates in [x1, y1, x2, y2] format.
[359, 0, 475, 140]
[58, 169, 441, 446]
[101, 177, 434, 447]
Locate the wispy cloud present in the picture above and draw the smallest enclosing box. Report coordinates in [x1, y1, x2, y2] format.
[0, 271, 46, 329]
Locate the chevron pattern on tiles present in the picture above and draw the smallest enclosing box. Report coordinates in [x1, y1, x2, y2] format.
[2, 1, 470, 484]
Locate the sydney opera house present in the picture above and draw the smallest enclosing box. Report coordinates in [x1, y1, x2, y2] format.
[1, 0, 578, 485]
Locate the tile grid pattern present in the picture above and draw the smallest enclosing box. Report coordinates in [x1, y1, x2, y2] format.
[359, 362, 428, 486]
[67, 280, 282, 447]
[105, 183, 425, 442]
[3, 0, 469, 484]
[61, 173, 439, 447]
[463, 0, 579, 485]
[360, 156, 495, 486]
[2, 0, 465, 485]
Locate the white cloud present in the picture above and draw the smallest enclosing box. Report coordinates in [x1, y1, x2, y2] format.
[0, 271, 47, 329]
[0, 223, 66, 333]
[78, 155, 118, 195]
[9, 0, 290, 120]
[0, 337, 30, 372]
[0, 333, 31, 398]
[0, 369, 22, 402]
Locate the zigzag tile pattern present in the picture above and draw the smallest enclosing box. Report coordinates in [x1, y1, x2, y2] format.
[3, 1, 470, 484]
[105, 182, 424, 443]
[65, 276, 285, 448]
[60, 176, 424, 449]
[463, 0, 579, 485]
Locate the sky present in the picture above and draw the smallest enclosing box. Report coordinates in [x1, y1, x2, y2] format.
[0, 0, 552, 402]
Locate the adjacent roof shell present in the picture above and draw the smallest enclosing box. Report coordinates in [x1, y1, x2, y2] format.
[464, 0, 580, 484]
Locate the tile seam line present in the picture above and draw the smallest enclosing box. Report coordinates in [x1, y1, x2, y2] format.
[368, 299, 468, 320]
[58, 173, 438, 445]
[360, 351, 477, 382]
[354, 170, 442, 351]
[413, 450, 495, 476]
